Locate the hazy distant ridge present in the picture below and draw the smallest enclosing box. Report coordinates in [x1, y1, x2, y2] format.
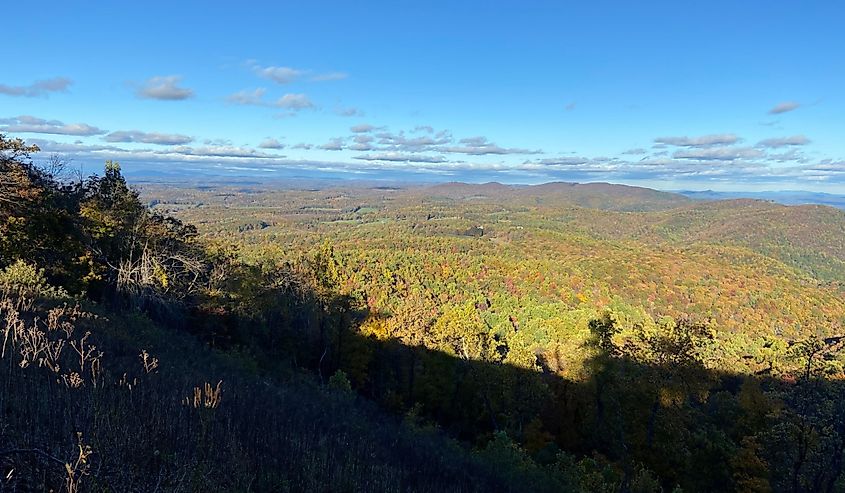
[679, 190, 845, 209]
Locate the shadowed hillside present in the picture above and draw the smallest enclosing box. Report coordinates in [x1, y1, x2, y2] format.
[0, 297, 548, 492]
[3, 282, 844, 492]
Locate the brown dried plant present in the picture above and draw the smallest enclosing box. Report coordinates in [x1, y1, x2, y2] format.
[184, 380, 223, 409]
[117, 372, 139, 390]
[140, 349, 159, 374]
[1, 298, 24, 359]
[62, 372, 84, 389]
[64, 432, 92, 493]
[69, 332, 103, 386]
[2, 297, 104, 388]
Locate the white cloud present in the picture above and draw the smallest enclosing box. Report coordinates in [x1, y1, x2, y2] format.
[335, 106, 363, 117]
[252, 65, 304, 84]
[442, 143, 541, 156]
[347, 135, 374, 151]
[204, 138, 233, 146]
[318, 138, 345, 151]
[756, 135, 810, 148]
[227, 89, 314, 112]
[298, 126, 540, 156]
[654, 134, 739, 147]
[274, 93, 314, 110]
[376, 131, 452, 152]
[767, 148, 808, 163]
[769, 101, 800, 114]
[0, 77, 72, 98]
[167, 145, 277, 159]
[21, 134, 845, 189]
[248, 61, 348, 84]
[0, 115, 106, 136]
[533, 157, 592, 166]
[136, 76, 194, 100]
[672, 147, 765, 161]
[104, 130, 193, 145]
[259, 138, 285, 149]
[354, 152, 448, 163]
[227, 88, 267, 105]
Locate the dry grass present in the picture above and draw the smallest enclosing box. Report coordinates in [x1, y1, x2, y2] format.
[184, 380, 223, 409]
[0, 295, 526, 492]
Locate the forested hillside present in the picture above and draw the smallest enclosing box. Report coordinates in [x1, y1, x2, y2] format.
[412, 182, 692, 212]
[4, 134, 845, 492]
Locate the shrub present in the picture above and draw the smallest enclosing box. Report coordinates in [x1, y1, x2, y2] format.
[0, 260, 68, 302]
[328, 369, 353, 393]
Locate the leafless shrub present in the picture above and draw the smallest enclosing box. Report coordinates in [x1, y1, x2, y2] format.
[69, 332, 103, 385]
[47, 303, 87, 338]
[64, 432, 92, 493]
[140, 349, 159, 374]
[117, 242, 205, 303]
[17, 319, 50, 369]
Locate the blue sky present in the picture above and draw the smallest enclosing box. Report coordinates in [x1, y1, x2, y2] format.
[2, 1, 844, 191]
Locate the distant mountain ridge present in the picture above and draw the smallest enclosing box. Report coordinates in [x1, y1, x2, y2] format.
[418, 181, 845, 211]
[678, 189, 845, 209]
[420, 181, 692, 212]
[125, 169, 845, 210]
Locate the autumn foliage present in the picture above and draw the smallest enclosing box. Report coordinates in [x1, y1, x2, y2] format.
[3, 134, 845, 491]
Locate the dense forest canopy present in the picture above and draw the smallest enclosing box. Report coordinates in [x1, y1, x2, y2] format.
[3, 134, 845, 492]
